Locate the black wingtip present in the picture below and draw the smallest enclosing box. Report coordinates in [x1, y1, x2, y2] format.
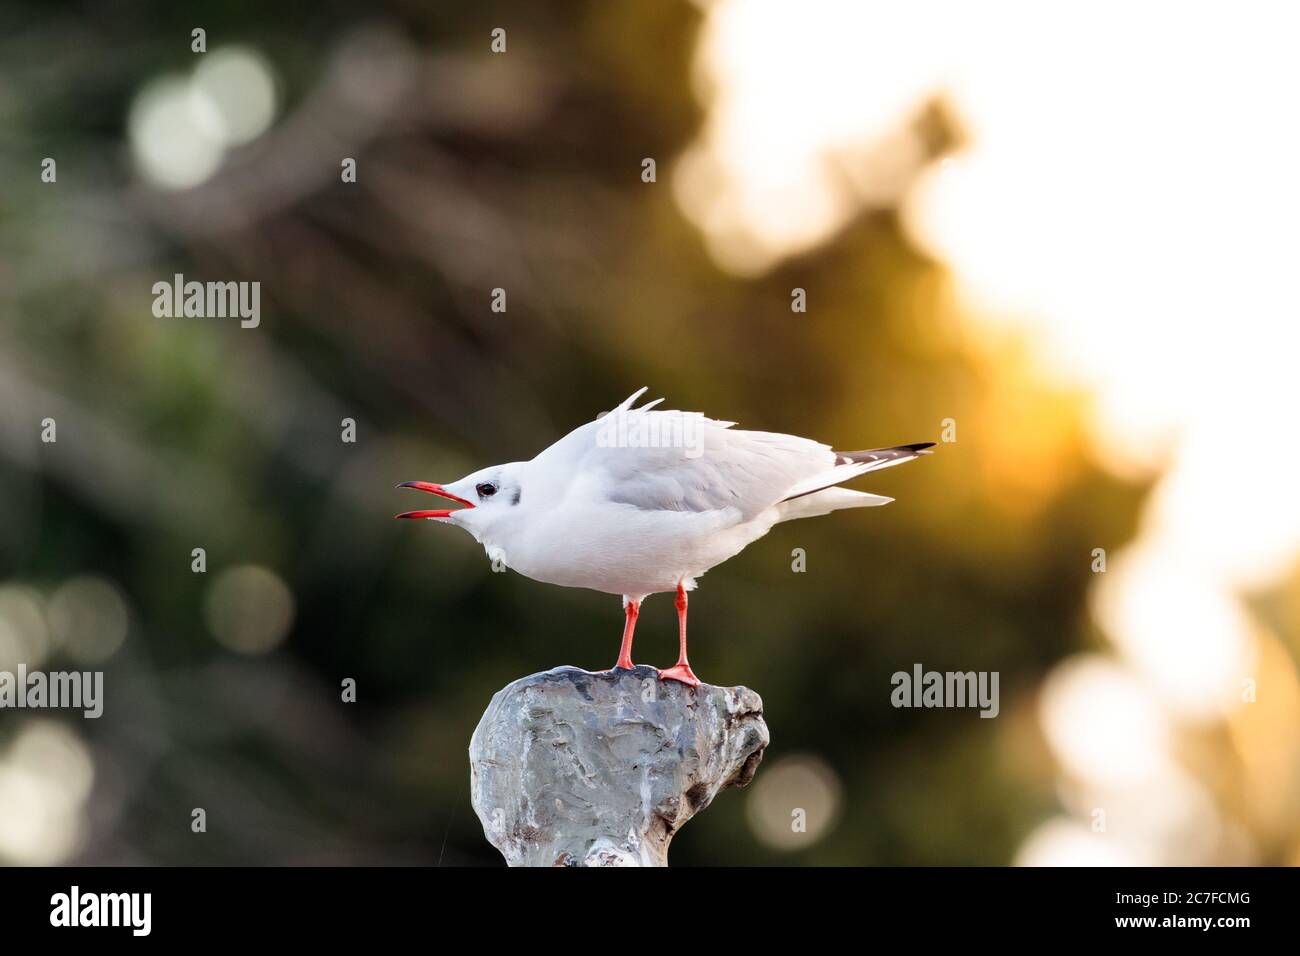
[833, 443, 937, 466]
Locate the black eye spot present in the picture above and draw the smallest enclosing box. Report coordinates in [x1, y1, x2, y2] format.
[476, 482, 497, 498]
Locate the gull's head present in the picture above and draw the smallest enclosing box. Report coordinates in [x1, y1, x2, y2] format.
[395, 463, 526, 542]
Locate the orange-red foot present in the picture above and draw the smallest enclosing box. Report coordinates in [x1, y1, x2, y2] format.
[658, 663, 701, 687]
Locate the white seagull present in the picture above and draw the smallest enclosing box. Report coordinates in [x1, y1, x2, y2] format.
[397, 389, 933, 686]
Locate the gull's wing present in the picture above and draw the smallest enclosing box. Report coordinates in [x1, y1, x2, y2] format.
[553, 389, 929, 520]
[597, 420, 833, 519]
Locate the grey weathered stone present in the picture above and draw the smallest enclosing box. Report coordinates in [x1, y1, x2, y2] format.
[469, 665, 768, 866]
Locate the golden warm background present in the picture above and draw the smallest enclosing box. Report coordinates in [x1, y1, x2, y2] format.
[1, 0, 1296, 865]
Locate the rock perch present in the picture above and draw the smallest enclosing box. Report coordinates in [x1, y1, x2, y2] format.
[469, 665, 769, 866]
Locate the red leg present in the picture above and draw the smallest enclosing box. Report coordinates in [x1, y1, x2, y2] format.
[613, 599, 640, 670]
[659, 583, 701, 686]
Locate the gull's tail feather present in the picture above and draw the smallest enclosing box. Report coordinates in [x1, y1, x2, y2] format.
[779, 487, 893, 521]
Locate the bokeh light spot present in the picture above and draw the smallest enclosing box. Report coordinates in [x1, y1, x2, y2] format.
[128, 74, 225, 190]
[0, 585, 49, 671]
[47, 576, 129, 664]
[192, 47, 278, 146]
[204, 565, 295, 655]
[746, 753, 843, 851]
[0, 721, 94, 865]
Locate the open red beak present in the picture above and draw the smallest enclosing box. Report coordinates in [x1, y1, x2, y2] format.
[394, 481, 476, 520]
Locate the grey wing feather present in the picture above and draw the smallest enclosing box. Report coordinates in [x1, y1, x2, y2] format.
[600, 420, 834, 519]
[578, 391, 934, 518]
[588, 394, 834, 519]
